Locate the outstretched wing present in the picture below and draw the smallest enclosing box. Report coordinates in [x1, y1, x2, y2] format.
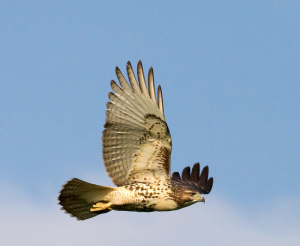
[171, 163, 213, 194]
[102, 61, 172, 187]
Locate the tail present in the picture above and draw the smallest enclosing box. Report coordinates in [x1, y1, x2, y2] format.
[58, 178, 117, 220]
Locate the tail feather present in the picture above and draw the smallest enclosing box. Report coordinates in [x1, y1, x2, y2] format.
[58, 178, 116, 220]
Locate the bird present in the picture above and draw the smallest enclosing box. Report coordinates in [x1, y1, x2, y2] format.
[58, 61, 213, 220]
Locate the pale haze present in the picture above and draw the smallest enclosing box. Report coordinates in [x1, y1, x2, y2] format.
[1, 1, 299, 245]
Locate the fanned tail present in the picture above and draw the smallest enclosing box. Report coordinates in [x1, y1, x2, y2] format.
[58, 178, 116, 220]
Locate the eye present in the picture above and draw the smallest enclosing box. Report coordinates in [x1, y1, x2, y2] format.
[189, 193, 196, 197]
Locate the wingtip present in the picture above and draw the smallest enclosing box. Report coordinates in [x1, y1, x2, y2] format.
[171, 163, 213, 195]
[110, 79, 116, 87]
[190, 162, 200, 182]
[182, 166, 191, 181]
[199, 165, 209, 187]
[157, 85, 164, 114]
[172, 171, 182, 181]
[192, 162, 200, 171]
[148, 67, 156, 102]
[203, 165, 209, 175]
[205, 177, 213, 194]
[115, 66, 121, 74]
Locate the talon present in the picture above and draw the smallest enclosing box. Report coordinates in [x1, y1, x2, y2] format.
[90, 202, 112, 212]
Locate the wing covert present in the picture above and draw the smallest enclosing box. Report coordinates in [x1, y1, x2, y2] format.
[102, 61, 172, 187]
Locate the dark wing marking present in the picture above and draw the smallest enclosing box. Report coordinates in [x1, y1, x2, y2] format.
[171, 163, 213, 194]
[102, 61, 172, 186]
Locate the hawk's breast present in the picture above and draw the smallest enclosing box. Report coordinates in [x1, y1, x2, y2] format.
[106, 183, 177, 212]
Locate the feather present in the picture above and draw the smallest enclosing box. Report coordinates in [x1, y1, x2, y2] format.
[204, 177, 213, 194]
[103, 61, 171, 186]
[190, 162, 200, 183]
[126, 61, 141, 93]
[172, 172, 181, 181]
[137, 60, 149, 97]
[148, 67, 157, 102]
[199, 166, 209, 186]
[115, 67, 132, 92]
[58, 178, 115, 220]
[182, 166, 191, 181]
[171, 163, 213, 194]
[157, 85, 164, 114]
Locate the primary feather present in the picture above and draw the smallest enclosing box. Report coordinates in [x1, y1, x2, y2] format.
[103, 63, 171, 186]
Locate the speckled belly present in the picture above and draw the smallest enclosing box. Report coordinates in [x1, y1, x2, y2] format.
[105, 183, 177, 212]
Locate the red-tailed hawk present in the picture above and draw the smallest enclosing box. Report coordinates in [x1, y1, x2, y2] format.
[58, 61, 213, 220]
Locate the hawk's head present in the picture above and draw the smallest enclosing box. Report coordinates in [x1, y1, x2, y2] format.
[170, 163, 213, 208]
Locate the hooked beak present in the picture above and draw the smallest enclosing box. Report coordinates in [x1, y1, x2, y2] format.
[195, 193, 205, 203]
[200, 196, 205, 203]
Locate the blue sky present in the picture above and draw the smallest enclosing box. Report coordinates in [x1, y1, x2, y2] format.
[1, 1, 299, 245]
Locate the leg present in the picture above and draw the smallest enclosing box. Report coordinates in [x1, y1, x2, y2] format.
[90, 202, 112, 212]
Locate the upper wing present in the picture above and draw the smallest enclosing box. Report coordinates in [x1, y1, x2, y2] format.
[171, 163, 213, 194]
[102, 61, 172, 187]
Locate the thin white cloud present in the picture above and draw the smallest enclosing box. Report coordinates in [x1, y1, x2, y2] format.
[1, 183, 299, 246]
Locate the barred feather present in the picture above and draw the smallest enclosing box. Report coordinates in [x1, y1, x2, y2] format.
[58, 178, 116, 220]
[103, 61, 171, 186]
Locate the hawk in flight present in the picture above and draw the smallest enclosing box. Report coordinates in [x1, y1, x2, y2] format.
[58, 61, 213, 220]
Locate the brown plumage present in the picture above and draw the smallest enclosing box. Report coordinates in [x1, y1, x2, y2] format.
[171, 163, 213, 195]
[58, 61, 213, 220]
